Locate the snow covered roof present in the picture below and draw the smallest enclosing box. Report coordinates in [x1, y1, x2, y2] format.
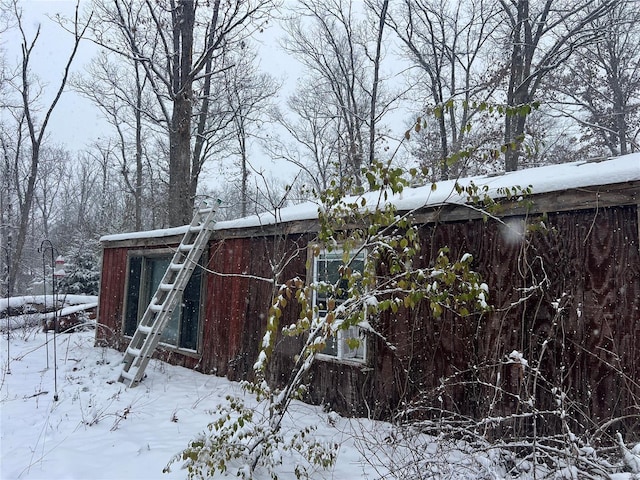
[215, 153, 640, 230]
[100, 225, 191, 243]
[101, 153, 640, 243]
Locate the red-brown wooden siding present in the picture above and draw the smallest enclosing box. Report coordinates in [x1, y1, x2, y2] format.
[97, 204, 640, 438]
[305, 206, 640, 436]
[96, 246, 129, 346]
[97, 234, 309, 377]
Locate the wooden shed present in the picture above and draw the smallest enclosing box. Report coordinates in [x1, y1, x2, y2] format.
[97, 154, 640, 439]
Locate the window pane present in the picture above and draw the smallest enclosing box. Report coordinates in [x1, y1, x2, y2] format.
[317, 253, 347, 299]
[124, 257, 142, 336]
[324, 335, 338, 356]
[180, 265, 202, 350]
[145, 257, 170, 300]
[315, 249, 366, 361]
[160, 310, 180, 346]
[342, 326, 365, 360]
[124, 253, 202, 350]
[145, 257, 178, 346]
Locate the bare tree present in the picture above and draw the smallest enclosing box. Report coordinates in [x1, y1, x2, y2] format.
[0, 3, 15, 106]
[3, 0, 90, 291]
[266, 86, 342, 193]
[223, 45, 279, 217]
[50, 149, 114, 246]
[73, 52, 157, 231]
[1, 6, 18, 292]
[365, 0, 390, 168]
[0, 131, 15, 296]
[282, 0, 395, 191]
[386, 0, 503, 179]
[90, 0, 276, 226]
[552, 0, 640, 156]
[497, 0, 617, 171]
[33, 145, 69, 240]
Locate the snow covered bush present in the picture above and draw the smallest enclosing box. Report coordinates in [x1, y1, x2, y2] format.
[164, 388, 338, 479]
[169, 160, 493, 478]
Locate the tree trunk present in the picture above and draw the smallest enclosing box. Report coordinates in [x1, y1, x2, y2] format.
[168, 0, 196, 227]
[241, 134, 248, 218]
[169, 92, 194, 226]
[11, 147, 39, 290]
[8, 2, 88, 291]
[135, 64, 143, 230]
[609, 51, 628, 156]
[368, 0, 389, 168]
[190, 0, 222, 202]
[504, 0, 529, 172]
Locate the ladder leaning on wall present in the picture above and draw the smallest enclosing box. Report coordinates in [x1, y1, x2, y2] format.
[118, 198, 220, 387]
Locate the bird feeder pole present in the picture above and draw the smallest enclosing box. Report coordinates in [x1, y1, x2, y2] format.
[39, 240, 59, 401]
[2, 243, 10, 375]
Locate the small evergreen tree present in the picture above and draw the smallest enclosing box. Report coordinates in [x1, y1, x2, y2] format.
[58, 239, 101, 295]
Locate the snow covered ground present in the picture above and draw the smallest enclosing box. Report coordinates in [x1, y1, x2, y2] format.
[0, 326, 388, 479]
[2, 323, 639, 479]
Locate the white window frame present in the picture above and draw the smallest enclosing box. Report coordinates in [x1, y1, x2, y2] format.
[312, 248, 367, 364]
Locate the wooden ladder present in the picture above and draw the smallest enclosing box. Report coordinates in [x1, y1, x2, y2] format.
[118, 198, 219, 387]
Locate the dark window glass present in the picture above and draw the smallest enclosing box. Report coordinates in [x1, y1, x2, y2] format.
[180, 266, 202, 350]
[124, 253, 202, 350]
[124, 256, 142, 336]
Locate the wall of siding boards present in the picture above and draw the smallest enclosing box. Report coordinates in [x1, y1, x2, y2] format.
[98, 202, 639, 438]
[307, 205, 640, 438]
[96, 246, 129, 346]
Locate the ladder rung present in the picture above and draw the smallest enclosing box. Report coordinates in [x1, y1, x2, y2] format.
[137, 325, 153, 334]
[127, 347, 141, 357]
[178, 244, 194, 252]
[198, 207, 214, 214]
[169, 262, 183, 271]
[158, 282, 174, 291]
[120, 369, 136, 381]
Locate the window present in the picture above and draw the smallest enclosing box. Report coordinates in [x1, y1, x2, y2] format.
[312, 249, 367, 362]
[124, 251, 202, 351]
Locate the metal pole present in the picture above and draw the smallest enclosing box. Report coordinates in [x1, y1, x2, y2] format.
[39, 240, 58, 401]
[39, 242, 49, 369]
[3, 245, 10, 375]
[52, 252, 58, 402]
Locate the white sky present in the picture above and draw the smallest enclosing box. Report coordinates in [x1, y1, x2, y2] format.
[4, 0, 415, 195]
[4, 1, 413, 195]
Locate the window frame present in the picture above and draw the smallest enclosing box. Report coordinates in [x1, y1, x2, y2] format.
[310, 246, 368, 364]
[122, 248, 204, 354]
